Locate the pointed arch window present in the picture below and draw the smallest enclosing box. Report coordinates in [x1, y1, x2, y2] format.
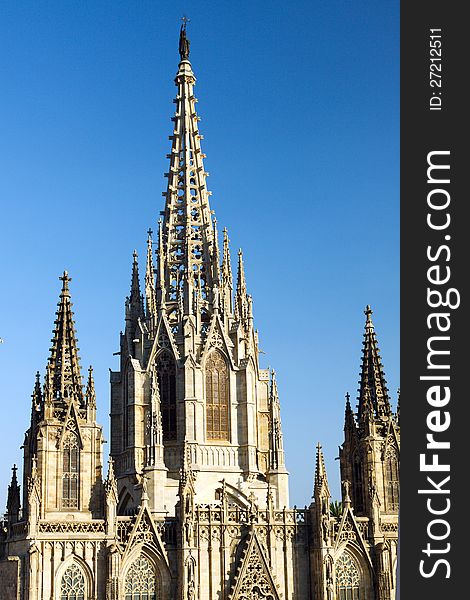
[62, 431, 79, 509]
[353, 457, 365, 514]
[336, 552, 360, 600]
[60, 563, 85, 600]
[384, 447, 399, 511]
[125, 556, 157, 600]
[157, 352, 177, 440]
[206, 350, 229, 441]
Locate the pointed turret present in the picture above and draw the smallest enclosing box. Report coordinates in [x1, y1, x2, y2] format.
[104, 457, 118, 534]
[235, 249, 249, 324]
[6, 464, 21, 524]
[44, 271, 84, 408]
[312, 443, 332, 548]
[30, 370, 43, 426]
[159, 23, 216, 318]
[313, 443, 330, 501]
[145, 364, 164, 468]
[156, 217, 167, 310]
[269, 371, 285, 472]
[145, 229, 157, 322]
[125, 251, 144, 347]
[221, 228, 233, 314]
[357, 305, 391, 420]
[344, 392, 356, 433]
[86, 365, 97, 420]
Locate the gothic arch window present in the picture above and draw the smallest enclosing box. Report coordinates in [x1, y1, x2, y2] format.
[157, 352, 177, 440]
[62, 431, 79, 509]
[60, 563, 85, 600]
[384, 447, 399, 511]
[353, 457, 365, 513]
[205, 350, 229, 441]
[124, 556, 157, 600]
[335, 552, 360, 600]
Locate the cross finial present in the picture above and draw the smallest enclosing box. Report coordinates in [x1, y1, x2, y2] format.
[345, 392, 350, 403]
[59, 270, 71, 294]
[316, 442, 322, 452]
[181, 15, 190, 28]
[365, 304, 373, 321]
[147, 228, 153, 239]
[12, 464, 17, 475]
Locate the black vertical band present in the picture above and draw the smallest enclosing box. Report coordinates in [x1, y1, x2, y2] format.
[401, 3, 467, 597]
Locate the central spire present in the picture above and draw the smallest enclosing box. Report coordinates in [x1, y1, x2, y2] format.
[44, 272, 84, 406]
[357, 305, 391, 419]
[159, 25, 216, 317]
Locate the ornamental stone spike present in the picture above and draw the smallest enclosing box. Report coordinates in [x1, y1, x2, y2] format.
[159, 25, 216, 320]
[145, 228, 157, 321]
[44, 272, 84, 407]
[357, 305, 391, 420]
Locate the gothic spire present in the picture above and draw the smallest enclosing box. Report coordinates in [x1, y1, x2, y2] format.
[313, 443, 330, 499]
[269, 370, 285, 472]
[30, 370, 43, 426]
[357, 305, 391, 420]
[235, 249, 249, 323]
[44, 272, 84, 406]
[344, 391, 356, 433]
[221, 228, 233, 287]
[130, 250, 144, 313]
[86, 365, 96, 409]
[145, 229, 157, 320]
[125, 251, 144, 342]
[159, 26, 216, 317]
[6, 464, 21, 523]
[220, 228, 233, 315]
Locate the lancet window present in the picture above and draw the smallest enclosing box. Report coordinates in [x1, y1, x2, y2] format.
[205, 350, 229, 441]
[60, 563, 85, 600]
[384, 447, 399, 511]
[353, 458, 365, 513]
[157, 352, 177, 440]
[62, 431, 79, 509]
[335, 552, 360, 600]
[124, 556, 157, 600]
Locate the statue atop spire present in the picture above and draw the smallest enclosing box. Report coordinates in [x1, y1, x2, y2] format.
[179, 17, 190, 61]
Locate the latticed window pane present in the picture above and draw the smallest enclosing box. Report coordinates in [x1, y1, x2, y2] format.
[125, 556, 157, 600]
[205, 351, 229, 441]
[62, 432, 79, 508]
[157, 352, 177, 440]
[336, 552, 360, 600]
[385, 449, 399, 511]
[60, 563, 85, 600]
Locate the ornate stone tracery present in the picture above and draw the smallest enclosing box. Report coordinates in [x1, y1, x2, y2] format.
[335, 553, 360, 600]
[205, 350, 229, 441]
[60, 563, 86, 600]
[230, 533, 279, 600]
[62, 431, 80, 509]
[124, 555, 157, 600]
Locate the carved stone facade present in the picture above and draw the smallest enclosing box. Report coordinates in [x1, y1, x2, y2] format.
[0, 25, 399, 600]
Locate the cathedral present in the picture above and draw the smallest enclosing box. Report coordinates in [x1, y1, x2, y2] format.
[0, 25, 399, 600]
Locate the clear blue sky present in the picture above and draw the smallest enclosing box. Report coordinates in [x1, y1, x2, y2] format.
[0, 0, 399, 507]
